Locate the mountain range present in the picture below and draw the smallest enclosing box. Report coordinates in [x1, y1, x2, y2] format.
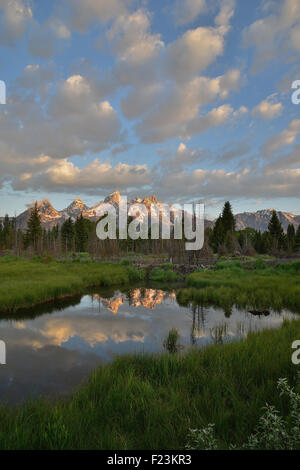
[234, 209, 300, 233]
[1, 191, 299, 233]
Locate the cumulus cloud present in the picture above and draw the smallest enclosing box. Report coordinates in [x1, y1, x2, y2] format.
[0, 0, 32, 46]
[160, 1, 235, 84]
[164, 26, 225, 83]
[263, 119, 300, 156]
[159, 142, 209, 171]
[107, 9, 164, 65]
[2, 0, 294, 206]
[252, 95, 283, 120]
[15, 142, 298, 201]
[121, 83, 164, 120]
[173, 0, 206, 26]
[65, 0, 132, 31]
[243, 0, 300, 71]
[215, 0, 235, 34]
[27, 16, 71, 58]
[216, 138, 251, 163]
[185, 104, 241, 138]
[17, 64, 55, 101]
[13, 158, 152, 193]
[151, 163, 300, 202]
[134, 69, 242, 142]
[0, 73, 123, 184]
[0, 0, 70, 57]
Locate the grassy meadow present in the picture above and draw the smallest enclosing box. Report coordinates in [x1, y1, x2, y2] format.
[0, 255, 145, 313]
[177, 260, 300, 313]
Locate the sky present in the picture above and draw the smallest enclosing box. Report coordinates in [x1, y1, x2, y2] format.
[0, 0, 300, 219]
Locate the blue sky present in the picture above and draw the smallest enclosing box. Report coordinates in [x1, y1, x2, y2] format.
[0, 0, 300, 219]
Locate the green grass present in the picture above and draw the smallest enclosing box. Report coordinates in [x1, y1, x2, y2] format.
[0, 256, 145, 313]
[177, 261, 300, 313]
[1, 257, 300, 449]
[0, 318, 299, 449]
[149, 264, 183, 282]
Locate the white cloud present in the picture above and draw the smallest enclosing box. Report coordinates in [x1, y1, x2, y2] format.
[27, 15, 71, 59]
[135, 69, 241, 142]
[107, 9, 164, 65]
[14, 158, 152, 193]
[0, 0, 32, 46]
[17, 63, 55, 100]
[185, 104, 237, 138]
[173, 0, 206, 26]
[65, 0, 132, 31]
[121, 83, 164, 120]
[215, 0, 235, 34]
[159, 142, 209, 171]
[0, 73, 123, 171]
[252, 96, 283, 120]
[165, 26, 225, 83]
[49, 18, 71, 39]
[243, 0, 300, 70]
[263, 119, 300, 155]
[151, 162, 300, 202]
[165, 1, 235, 83]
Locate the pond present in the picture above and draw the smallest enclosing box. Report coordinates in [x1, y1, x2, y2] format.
[0, 286, 297, 405]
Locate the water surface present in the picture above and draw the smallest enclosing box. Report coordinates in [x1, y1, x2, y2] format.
[0, 287, 297, 404]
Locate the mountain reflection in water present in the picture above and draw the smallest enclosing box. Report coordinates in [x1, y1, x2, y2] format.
[0, 288, 297, 405]
[92, 289, 176, 314]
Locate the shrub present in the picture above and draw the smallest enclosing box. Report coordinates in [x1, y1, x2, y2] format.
[70, 253, 92, 263]
[126, 267, 146, 281]
[215, 260, 242, 271]
[186, 377, 300, 450]
[120, 259, 131, 266]
[150, 268, 181, 282]
[253, 258, 267, 270]
[161, 263, 173, 271]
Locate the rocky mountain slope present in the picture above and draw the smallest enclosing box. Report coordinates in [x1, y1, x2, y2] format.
[234, 209, 300, 233]
[2, 193, 299, 233]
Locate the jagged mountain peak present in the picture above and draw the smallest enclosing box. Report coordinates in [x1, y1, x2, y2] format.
[12, 193, 300, 233]
[235, 208, 300, 232]
[71, 197, 84, 205]
[60, 198, 88, 220]
[66, 198, 87, 211]
[31, 199, 59, 216]
[33, 198, 51, 208]
[104, 190, 120, 204]
[143, 195, 158, 206]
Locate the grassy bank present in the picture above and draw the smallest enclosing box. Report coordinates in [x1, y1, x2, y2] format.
[0, 256, 144, 313]
[0, 318, 299, 449]
[177, 261, 300, 313]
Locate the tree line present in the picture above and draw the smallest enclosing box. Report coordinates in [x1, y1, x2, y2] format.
[208, 201, 300, 256]
[0, 201, 300, 260]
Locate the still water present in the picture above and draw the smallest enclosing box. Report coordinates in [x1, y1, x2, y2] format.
[0, 287, 297, 404]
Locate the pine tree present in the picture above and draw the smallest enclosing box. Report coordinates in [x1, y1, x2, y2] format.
[268, 210, 284, 251]
[221, 201, 235, 234]
[25, 202, 42, 251]
[210, 201, 236, 254]
[75, 215, 89, 252]
[209, 216, 225, 252]
[61, 218, 75, 252]
[295, 225, 300, 252]
[287, 224, 295, 252]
